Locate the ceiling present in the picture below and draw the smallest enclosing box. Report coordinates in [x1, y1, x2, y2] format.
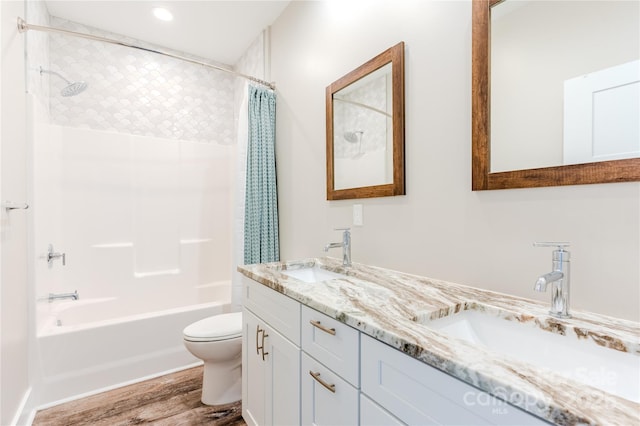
[44, 0, 291, 65]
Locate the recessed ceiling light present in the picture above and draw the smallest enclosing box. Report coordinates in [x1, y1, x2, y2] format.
[152, 7, 173, 22]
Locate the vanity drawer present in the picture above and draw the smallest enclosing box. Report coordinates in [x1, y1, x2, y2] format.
[301, 305, 359, 386]
[360, 394, 405, 426]
[301, 352, 359, 426]
[242, 275, 301, 345]
[361, 334, 547, 426]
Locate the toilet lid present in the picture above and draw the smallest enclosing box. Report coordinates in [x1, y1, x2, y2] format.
[183, 312, 242, 342]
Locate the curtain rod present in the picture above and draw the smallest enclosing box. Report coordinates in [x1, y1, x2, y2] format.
[333, 97, 392, 118]
[17, 17, 275, 90]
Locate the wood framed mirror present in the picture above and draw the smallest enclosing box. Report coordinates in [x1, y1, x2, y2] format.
[472, 0, 640, 190]
[326, 42, 405, 200]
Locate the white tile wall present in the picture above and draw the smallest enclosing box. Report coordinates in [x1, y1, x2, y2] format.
[48, 17, 236, 144]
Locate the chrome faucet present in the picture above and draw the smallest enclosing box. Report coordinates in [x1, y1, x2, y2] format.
[48, 290, 79, 302]
[47, 244, 66, 266]
[324, 228, 351, 267]
[533, 242, 571, 318]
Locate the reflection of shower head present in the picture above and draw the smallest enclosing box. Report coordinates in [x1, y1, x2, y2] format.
[343, 131, 365, 159]
[39, 66, 88, 97]
[343, 130, 363, 143]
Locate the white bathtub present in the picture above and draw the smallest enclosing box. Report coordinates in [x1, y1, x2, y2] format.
[36, 281, 233, 407]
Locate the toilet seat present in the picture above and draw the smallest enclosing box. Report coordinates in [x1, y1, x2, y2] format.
[183, 312, 242, 342]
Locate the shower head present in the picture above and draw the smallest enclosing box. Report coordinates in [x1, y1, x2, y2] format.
[39, 66, 88, 97]
[60, 81, 88, 97]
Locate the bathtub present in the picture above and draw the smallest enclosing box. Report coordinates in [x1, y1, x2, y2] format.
[36, 281, 232, 407]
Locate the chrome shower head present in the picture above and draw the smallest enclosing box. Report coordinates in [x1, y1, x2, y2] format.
[39, 66, 88, 97]
[61, 81, 88, 97]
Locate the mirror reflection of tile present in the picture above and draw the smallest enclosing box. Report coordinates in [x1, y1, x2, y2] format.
[333, 64, 392, 160]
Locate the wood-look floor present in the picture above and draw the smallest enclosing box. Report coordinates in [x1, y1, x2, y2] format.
[33, 366, 246, 426]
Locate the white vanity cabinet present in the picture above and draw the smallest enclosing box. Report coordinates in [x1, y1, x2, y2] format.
[242, 276, 301, 426]
[241, 275, 548, 426]
[301, 306, 359, 425]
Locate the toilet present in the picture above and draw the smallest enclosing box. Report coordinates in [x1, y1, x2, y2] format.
[183, 311, 243, 405]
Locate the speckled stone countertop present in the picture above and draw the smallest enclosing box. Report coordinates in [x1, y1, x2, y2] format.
[238, 257, 640, 426]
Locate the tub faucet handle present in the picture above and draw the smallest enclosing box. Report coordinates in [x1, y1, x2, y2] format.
[48, 290, 78, 302]
[47, 244, 66, 266]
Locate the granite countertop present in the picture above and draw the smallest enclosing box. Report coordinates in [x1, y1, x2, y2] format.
[238, 257, 640, 426]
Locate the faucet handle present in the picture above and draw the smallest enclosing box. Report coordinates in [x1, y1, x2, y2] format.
[534, 242, 570, 261]
[334, 227, 350, 232]
[533, 242, 570, 250]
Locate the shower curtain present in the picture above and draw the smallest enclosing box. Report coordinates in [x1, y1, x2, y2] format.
[244, 85, 279, 264]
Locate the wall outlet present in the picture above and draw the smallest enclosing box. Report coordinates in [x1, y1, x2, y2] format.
[353, 204, 364, 226]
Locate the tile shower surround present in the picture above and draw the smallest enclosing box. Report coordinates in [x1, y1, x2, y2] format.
[47, 17, 235, 144]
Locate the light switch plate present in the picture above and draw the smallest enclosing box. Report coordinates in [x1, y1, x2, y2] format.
[353, 204, 364, 226]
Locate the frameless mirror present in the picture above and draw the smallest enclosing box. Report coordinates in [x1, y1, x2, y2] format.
[472, 0, 640, 190]
[326, 42, 405, 200]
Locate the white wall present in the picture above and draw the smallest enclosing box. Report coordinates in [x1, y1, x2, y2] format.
[1, 0, 31, 423]
[270, 1, 640, 321]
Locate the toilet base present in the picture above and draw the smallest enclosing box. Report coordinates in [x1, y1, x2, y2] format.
[201, 355, 242, 406]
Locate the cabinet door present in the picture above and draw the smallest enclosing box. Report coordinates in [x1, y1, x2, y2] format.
[264, 320, 301, 426]
[301, 353, 358, 426]
[244, 309, 301, 426]
[243, 309, 266, 426]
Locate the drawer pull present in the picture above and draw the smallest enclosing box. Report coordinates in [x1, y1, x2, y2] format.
[256, 325, 262, 355]
[309, 371, 336, 393]
[261, 330, 269, 361]
[309, 320, 336, 336]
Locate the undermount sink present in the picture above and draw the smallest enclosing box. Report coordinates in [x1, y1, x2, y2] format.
[280, 266, 348, 283]
[421, 308, 640, 403]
